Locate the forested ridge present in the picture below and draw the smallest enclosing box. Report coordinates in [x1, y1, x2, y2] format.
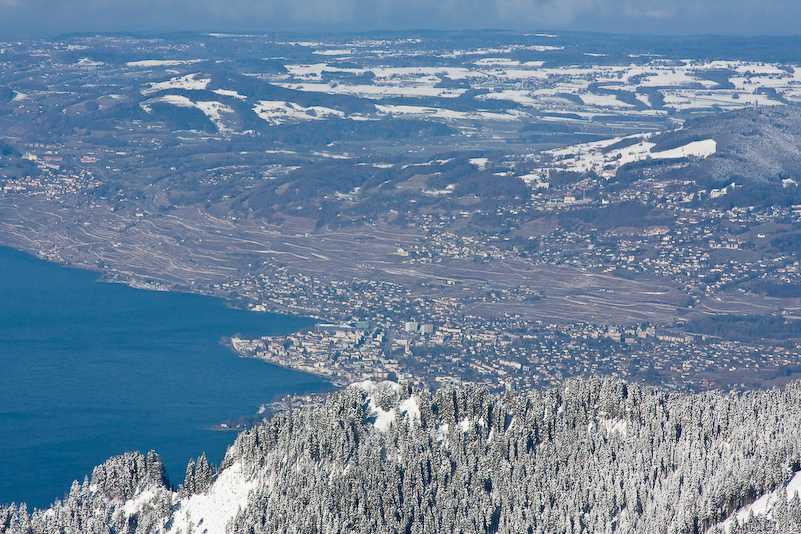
[3, 378, 801, 534]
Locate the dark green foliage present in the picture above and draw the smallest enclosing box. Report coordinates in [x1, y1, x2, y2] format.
[262, 118, 452, 145]
[683, 314, 801, 342]
[209, 71, 374, 115]
[587, 82, 647, 110]
[739, 279, 801, 298]
[558, 200, 670, 230]
[696, 70, 736, 90]
[709, 180, 801, 210]
[0, 140, 18, 157]
[147, 102, 217, 133]
[0, 86, 15, 103]
[771, 231, 801, 255]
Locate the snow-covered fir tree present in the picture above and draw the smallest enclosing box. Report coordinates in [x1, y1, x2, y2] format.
[2, 377, 801, 534]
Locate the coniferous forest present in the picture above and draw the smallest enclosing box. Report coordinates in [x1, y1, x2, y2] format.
[2, 378, 801, 534]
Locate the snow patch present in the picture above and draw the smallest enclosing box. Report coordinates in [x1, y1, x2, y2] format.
[370, 405, 396, 432]
[143, 73, 211, 95]
[313, 49, 356, 56]
[718, 471, 801, 533]
[710, 183, 735, 198]
[469, 158, 489, 170]
[145, 95, 195, 109]
[651, 139, 716, 160]
[277, 82, 466, 100]
[580, 93, 634, 108]
[77, 58, 103, 67]
[376, 104, 517, 121]
[355, 380, 402, 432]
[399, 396, 421, 427]
[353, 380, 400, 395]
[529, 135, 716, 181]
[253, 100, 344, 125]
[196, 101, 236, 133]
[166, 462, 258, 534]
[458, 417, 471, 433]
[128, 60, 202, 68]
[600, 418, 628, 437]
[123, 488, 156, 517]
[437, 423, 449, 443]
[212, 89, 247, 100]
[351, 380, 421, 432]
[140, 96, 235, 133]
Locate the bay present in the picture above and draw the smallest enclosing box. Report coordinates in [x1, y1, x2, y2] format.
[0, 246, 327, 510]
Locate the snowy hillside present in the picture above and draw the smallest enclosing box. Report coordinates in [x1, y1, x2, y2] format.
[3, 378, 801, 534]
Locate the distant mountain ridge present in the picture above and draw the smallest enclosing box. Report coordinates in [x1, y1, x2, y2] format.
[648, 105, 801, 186]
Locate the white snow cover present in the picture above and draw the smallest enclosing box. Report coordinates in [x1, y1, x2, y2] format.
[528, 135, 717, 182]
[128, 60, 202, 68]
[355, 381, 424, 432]
[717, 471, 801, 533]
[313, 49, 357, 56]
[143, 73, 211, 95]
[123, 488, 156, 517]
[77, 58, 103, 67]
[650, 139, 717, 160]
[376, 104, 518, 121]
[458, 417, 471, 433]
[399, 396, 421, 427]
[274, 58, 801, 121]
[474, 58, 520, 66]
[140, 96, 235, 133]
[600, 418, 628, 437]
[662, 90, 782, 111]
[196, 101, 236, 133]
[369, 66, 478, 80]
[277, 82, 467, 100]
[579, 93, 634, 108]
[469, 158, 489, 170]
[145, 95, 195, 109]
[437, 423, 449, 442]
[165, 461, 258, 534]
[253, 100, 344, 125]
[370, 406, 395, 431]
[356, 380, 400, 432]
[212, 89, 247, 100]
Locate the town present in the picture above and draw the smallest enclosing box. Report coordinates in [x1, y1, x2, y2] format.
[2, 32, 801, 396]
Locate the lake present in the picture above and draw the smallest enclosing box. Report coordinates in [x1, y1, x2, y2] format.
[0, 246, 328, 510]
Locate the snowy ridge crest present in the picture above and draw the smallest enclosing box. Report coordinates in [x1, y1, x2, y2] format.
[4, 377, 801, 534]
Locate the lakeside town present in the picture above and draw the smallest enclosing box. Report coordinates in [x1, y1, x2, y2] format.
[6, 132, 801, 395]
[229, 298, 801, 394]
[3, 32, 801, 399]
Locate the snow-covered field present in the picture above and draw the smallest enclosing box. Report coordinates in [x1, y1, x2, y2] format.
[122, 41, 801, 138]
[253, 100, 345, 125]
[520, 134, 717, 184]
[274, 57, 801, 120]
[142, 73, 211, 95]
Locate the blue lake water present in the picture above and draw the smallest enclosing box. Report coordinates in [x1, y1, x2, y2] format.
[0, 246, 327, 510]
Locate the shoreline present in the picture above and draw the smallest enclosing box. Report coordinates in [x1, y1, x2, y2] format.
[223, 337, 350, 388]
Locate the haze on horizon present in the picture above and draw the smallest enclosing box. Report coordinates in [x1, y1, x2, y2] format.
[1, 0, 800, 39]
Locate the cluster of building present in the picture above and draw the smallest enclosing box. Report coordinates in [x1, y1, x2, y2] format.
[229, 300, 801, 393]
[1, 153, 102, 197]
